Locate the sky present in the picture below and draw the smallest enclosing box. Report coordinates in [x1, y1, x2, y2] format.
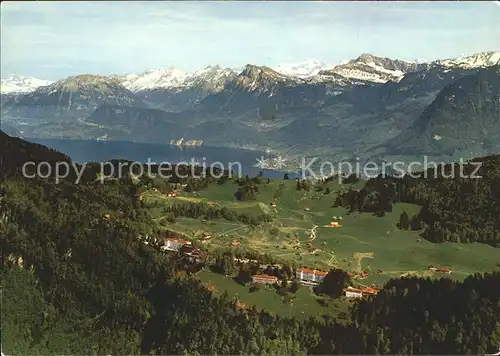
[1, 1, 500, 80]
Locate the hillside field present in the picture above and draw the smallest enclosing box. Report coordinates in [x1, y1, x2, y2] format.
[144, 178, 500, 289]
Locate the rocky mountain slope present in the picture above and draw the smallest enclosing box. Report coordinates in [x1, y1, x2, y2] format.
[2, 51, 500, 165]
[435, 51, 500, 70]
[114, 66, 237, 112]
[5, 75, 146, 119]
[379, 65, 500, 157]
[318, 53, 429, 84]
[190, 64, 328, 121]
[87, 104, 185, 143]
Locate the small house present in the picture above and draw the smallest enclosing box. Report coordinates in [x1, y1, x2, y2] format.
[361, 286, 380, 296]
[161, 238, 191, 252]
[252, 274, 278, 285]
[344, 287, 363, 298]
[344, 286, 381, 298]
[230, 241, 241, 247]
[328, 221, 340, 228]
[437, 268, 452, 274]
[359, 272, 369, 279]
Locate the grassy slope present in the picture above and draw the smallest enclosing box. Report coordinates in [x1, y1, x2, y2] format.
[197, 270, 351, 322]
[144, 178, 500, 307]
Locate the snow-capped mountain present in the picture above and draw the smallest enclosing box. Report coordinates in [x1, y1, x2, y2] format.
[434, 51, 500, 69]
[7, 74, 145, 119]
[117, 68, 189, 92]
[0, 75, 53, 94]
[180, 65, 237, 92]
[4, 51, 499, 99]
[108, 51, 500, 93]
[271, 60, 331, 78]
[317, 53, 429, 84]
[233, 64, 303, 92]
[116, 65, 237, 93]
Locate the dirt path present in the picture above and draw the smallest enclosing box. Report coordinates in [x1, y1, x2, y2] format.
[353, 252, 375, 273]
[327, 251, 338, 266]
[308, 225, 318, 241]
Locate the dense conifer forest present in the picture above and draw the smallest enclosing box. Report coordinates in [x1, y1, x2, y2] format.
[1, 131, 499, 354]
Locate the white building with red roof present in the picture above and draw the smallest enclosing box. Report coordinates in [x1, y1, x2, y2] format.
[296, 268, 328, 286]
[161, 238, 191, 252]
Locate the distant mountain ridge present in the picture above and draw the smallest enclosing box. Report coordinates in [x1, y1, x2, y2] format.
[2, 51, 500, 167]
[0, 75, 53, 94]
[380, 65, 500, 156]
[3, 51, 499, 95]
[5, 74, 146, 119]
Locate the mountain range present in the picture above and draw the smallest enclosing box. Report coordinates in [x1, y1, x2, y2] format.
[1, 51, 499, 167]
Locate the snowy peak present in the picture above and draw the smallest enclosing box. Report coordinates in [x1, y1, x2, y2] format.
[355, 53, 427, 73]
[182, 65, 237, 92]
[434, 51, 500, 69]
[117, 65, 236, 93]
[234, 64, 301, 92]
[17, 74, 145, 113]
[118, 68, 188, 92]
[37, 74, 128, 94]
[1, 75, 53, 94]
[319, 53, 427, 84]
[271, 60, 330, 78]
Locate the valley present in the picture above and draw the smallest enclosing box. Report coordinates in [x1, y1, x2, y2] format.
[2, 129, 500, 354]
[2, 2, 500, 353]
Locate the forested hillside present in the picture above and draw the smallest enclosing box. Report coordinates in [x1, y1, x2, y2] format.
[1, 131, 499, 354]
[335, 156, 500, 246]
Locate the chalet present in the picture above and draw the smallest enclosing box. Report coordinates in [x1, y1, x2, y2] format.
[328, 221, 340, 228]
[166, 192, 177, 197]
[343, 286, 363, 298]
[358, 272, 369, 279]
[361, 286, 380, 296]
[252, 274, 278, 285]
[161, 238, 191, 252]
[234, 257, 258, 264]
[230, 241, 241, 247]
[103, 214, 111, 220]
[428, 265, 438, 271]
[270, 202, 277, 208]
[344, 286, 381, 298]
[296, 268, 328, 286]
[437, 268, 452, 274]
